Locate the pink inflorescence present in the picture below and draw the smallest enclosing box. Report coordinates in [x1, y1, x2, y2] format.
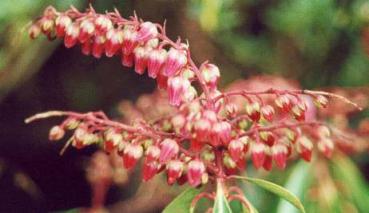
[28, 5, 356, 188]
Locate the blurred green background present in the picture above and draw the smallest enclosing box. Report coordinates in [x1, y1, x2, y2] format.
[0, 0, 368, 212]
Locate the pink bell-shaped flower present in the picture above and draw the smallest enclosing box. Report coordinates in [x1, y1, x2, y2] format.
[228, 138, 245, 161]
[142, 159, 159, 182]
[200, 63, 220, 89]
[122, 27, 137, 55]
[272, 144, 288, 169]
[167, 76, 190, 106]
[163, 48, 187, 77]
[209, 121, 231, 146]
[159, 139, 179, 163]
[166, 160, 184, 185]
[55, 15, 72, 37]
[147, 49, 167, 78]
[187, 159, 206, 187]
[94, 15, 113, 32]
[64, 23, 80, 48]
[123, 144, 143, 169]
[78, 19, 95, 43]
[136, 22, 158, 42]
[133, 46, 148, 75]
[105, 29, 124, 57]
[296, 136, 313, 162]
[251, 142, 266, 169]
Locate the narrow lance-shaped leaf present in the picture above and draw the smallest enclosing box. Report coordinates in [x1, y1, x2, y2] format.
[163, 187, 203, 213]
[277, 161, 312, 213]
[213, 180, 232, 213]
[232, 176, 306, 213]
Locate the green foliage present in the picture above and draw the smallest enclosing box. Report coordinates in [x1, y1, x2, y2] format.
[276, 161, 312, 213]
[213, 181, 232, 213]
[163, 187, 203, 213]
[233, 176, 306, 213]
[188, 0, 369, 88]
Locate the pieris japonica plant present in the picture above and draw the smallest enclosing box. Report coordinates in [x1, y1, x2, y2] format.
[26, 5, 363, 213]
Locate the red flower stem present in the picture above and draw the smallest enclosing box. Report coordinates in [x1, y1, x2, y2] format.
[213, 88, 362, 110]
[215, 149, 225, 178]
[25, 111, 178, 139]
[228, 194, 252, 211]
[190, 192, 215, 211]
[239, 121, 325, 137]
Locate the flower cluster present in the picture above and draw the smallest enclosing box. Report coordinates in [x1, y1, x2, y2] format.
[29, 5, 212, 107]
[27, 6, 362, 191]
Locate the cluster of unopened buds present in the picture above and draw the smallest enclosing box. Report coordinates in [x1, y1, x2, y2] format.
[26, 5, 363, 210]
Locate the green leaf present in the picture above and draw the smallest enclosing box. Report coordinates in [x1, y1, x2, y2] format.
[277, 161, 312, 213]
[163, 187, 202, 213]
[213, 180, 232, 213]
[330, 154, 369, 212]
[233, 176, 306, 213]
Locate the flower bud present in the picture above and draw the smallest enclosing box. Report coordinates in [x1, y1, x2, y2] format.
[94, 15, 113, 32]
[49, 125, 65, 141]
[123, 144, 143, 169]
[55, 15, 72, 37]
[261, 105, 275, 121]
[145, 145, 161, 161]
[73, 127, 87, 149]
[296, 136, 313, 162]
[275, 94, 292, 112]
[251, 143, 266, 169]
[171, 114, 186, 133]
[147, 49, 167, 78]
[104, 129, 123, 152]
[187, 159, 206, 187]
[122, 27, 137, 55]
[167, 76, 190, 106]
[64, 118, 79, 130]
[181, 68, 195, 80]
[200, 63, 220, 89]
[292, 102, 306, 121]
[159, 139, 179, 163]
[40, 17, 54, 34]
[194, 119, 211, 141]
[314, 95, 328, 108]
[142, 159, 159, 181]
[29, 24, 41, 39]
[145, 38, 159, 48]
[182, 86, 197, 103]
[104, 29, 123, 57]
[223, 153, 237, 169]
[133, 46, 148, 74]
[92, 34, 105, 58]
[163, 48, 187, 77]
[201, 148, 215, 162]
[318, 138, 334, 158]
[317, 126, 331, 138]
[121, 53, 134, 67]
[228, 138, 244, 161]
[210, 121, 231, 146]
[272, 144, 288, 169]
[78, 19, 95, 43]
[259, 131, 275, 146]
[136, 22, 158, 42]
[166, 160, 184, 185]
[225, 104, 238, 118]
[64, 23, 80, 48]
[246, 102, 261, 122]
